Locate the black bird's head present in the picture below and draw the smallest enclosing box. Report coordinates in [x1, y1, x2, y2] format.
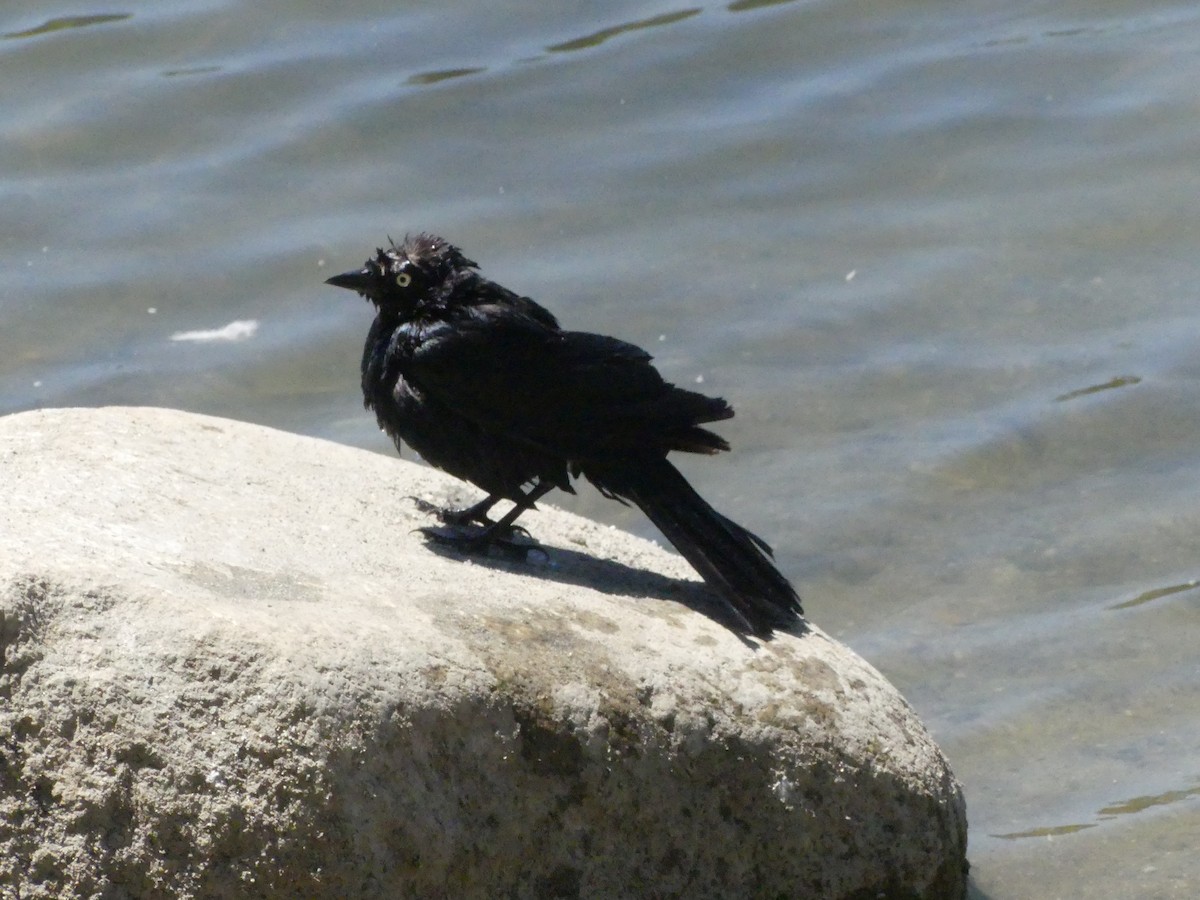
[325, 233, 478, 314]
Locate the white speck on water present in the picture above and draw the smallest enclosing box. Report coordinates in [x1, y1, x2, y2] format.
[170, 319, 259, 343]
[845, 269, 857, 282]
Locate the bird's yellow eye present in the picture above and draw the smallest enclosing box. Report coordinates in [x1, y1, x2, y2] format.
[395, 272, 412, 288]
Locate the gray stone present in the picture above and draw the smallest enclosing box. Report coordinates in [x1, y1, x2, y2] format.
[0, 407, 967, 899]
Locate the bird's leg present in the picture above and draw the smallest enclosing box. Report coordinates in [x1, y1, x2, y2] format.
[418, 481, 555, 560]
[478, 481, 554, 541]
[408, 493, 501, 527]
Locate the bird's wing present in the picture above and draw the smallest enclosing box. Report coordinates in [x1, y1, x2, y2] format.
[407, 306, 728, 458]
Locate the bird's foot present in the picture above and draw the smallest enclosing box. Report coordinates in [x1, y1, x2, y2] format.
[416, 524, 544, 563]
[407, 495, 498, 528]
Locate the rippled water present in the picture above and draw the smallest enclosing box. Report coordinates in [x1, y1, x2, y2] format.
[4, 2, 1200, 896]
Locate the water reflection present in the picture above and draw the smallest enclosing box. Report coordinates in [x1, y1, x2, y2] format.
[3, 14, 130, 40]
[546, 9, 702, 54]
[993, 779, 1200, 840]
[1109, 580, 1199, 611]
[1054, 374, 1141, 403]
[407, 67, 487, 86]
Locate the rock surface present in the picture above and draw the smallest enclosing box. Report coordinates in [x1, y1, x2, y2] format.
[0, 407, 967, 899]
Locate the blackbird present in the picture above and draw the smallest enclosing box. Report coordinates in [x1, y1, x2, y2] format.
[327, 233, 802, 634]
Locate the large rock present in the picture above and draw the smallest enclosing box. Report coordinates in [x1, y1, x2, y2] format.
[0, 407, 967, 899]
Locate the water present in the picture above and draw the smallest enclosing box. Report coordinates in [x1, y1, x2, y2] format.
[4, 1, 1200, 895]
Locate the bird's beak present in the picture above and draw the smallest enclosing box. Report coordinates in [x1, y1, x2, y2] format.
[324, 268, 373, 293]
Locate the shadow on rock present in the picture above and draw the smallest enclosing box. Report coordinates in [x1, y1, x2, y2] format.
[414, 523, 808, 645]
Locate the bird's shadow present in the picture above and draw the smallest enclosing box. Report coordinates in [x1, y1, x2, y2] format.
[415, 521, 808, 647]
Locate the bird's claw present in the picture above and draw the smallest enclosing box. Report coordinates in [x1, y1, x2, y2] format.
[406, 495, 494, 527]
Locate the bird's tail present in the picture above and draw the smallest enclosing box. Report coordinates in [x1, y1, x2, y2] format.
[586, 457, 802, 635]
